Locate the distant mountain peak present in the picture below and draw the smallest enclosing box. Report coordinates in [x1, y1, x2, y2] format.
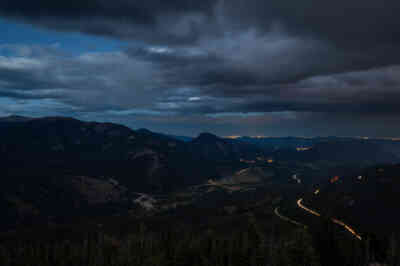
[194, 132, 221, 142]
[39, 116, 79, 122]
[0, 115, 82, 123]
[0, 115, 33, 122]
[198, 132, 219, 138]
[136, 128, 153, 135]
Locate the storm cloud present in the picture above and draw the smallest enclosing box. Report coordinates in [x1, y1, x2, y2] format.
[2, 0, 400, 46]
[1, 0, 400, 136]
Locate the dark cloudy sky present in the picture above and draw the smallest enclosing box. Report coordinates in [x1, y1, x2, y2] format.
[1, 0, 400, 137]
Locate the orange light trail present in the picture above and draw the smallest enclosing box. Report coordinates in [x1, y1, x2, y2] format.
[297, 198, 362, 240]
[297, 198, 321, 217]
[331, 218, 362, 240]
[274, 207, 307, 229]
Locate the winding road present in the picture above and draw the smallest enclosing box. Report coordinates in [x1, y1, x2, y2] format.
[297, 195, 362, 240]
[274, 207, 307, 229]
[297, 198, 321, 217]
[275, 188, 362, 241]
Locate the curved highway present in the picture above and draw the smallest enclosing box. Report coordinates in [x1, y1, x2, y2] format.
[274, 188, 362, 240]
[297, 193, 362, 240]
[274, 207, 307, 229]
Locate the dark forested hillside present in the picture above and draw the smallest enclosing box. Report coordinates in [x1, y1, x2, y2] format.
[0, 116, 267, 229]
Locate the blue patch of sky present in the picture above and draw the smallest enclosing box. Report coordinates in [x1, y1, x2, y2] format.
[0, 18, 124, 55]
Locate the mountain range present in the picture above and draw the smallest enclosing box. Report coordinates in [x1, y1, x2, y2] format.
[2, 115, 400, 232]
[0, 116, 266, 229]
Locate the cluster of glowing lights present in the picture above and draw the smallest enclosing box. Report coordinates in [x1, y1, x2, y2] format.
[330, 176, 340, 183]
[225, 136, 400, 141]
[296, 147, 312, 151]
[224, 135, 269, 139]
[239, 157, 274, 164]
[240, 158, 256, 164]
[225, 136, 242, 139]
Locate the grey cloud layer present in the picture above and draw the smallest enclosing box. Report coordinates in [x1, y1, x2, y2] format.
[1, 0, 400, 136]
[2, 0, 400, 47]
[2, 43, 400, 116]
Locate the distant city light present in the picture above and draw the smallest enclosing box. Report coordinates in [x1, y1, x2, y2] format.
[225, 136, 242, 139]
[296, 147, 312, 151]
[330, 176, 340, 183]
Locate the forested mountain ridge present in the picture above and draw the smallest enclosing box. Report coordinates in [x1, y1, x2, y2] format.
[0, 116, 265, 229]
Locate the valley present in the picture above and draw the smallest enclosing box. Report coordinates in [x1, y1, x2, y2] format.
[1, 116, 400, 265]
